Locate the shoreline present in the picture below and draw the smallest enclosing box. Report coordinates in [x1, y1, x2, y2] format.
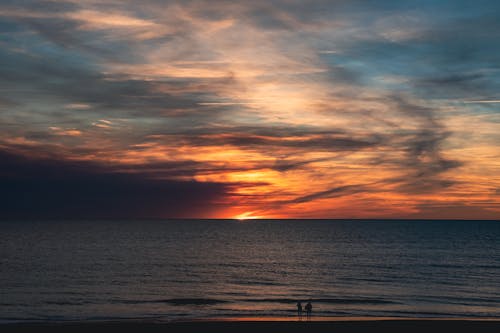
[2, 317, 499, 332]
[4, 315, 500, 323]
[190, 315, 500, 321]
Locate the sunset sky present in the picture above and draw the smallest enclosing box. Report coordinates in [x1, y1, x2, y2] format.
[1, 0, 499, 219]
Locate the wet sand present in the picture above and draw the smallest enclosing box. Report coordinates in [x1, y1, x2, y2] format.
[2, 317, 499, 333]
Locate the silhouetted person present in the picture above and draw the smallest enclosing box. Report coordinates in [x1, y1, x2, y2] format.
[296, 301, 303, 320]
[305, 301, 312, 320]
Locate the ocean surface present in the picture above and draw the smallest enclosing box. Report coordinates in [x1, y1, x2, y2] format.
[1, 219, 499, 323]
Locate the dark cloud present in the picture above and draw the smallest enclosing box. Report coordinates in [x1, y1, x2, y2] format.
[22, 17, 87, 51]
[0, 150, 230, 219]
[0, 97, 17, 108]
[1, 0, 77, 13]
[145, 128, 383, 153]
[326, 65, 365, 86]
[215, 134, 380, 151]
[418, 73, 485, 86]
[272, 157, 333, 172]
[413, 72, 499, 100]
[329, 94, 464, 196]
[387, 95, 463, 193]
[289, 185, 365, 204]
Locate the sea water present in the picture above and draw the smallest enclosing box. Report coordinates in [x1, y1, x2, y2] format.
[1, 219, 499, 322]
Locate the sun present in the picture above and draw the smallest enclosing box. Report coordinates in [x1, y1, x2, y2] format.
[233, 211, 264, 220]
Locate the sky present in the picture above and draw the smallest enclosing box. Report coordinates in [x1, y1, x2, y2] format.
[0, 0, 499, 220]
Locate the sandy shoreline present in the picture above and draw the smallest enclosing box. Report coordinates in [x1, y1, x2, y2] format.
[2, 317, 499, 333]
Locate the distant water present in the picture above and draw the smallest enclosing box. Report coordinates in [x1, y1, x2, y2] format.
[1, 219, 499, 323]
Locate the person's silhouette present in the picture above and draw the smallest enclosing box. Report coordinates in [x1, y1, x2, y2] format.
[305, 301, 312, 320]
[296, 301, 303, 320]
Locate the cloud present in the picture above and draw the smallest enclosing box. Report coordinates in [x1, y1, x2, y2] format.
[0, 0, 499, 219]
[414, 72, 499, 100]
[0, 40, 225, 125]
[181, 132, 382, 152]
[0, 150, 231, 219]
[272, 157, 334, 172]
[463, 100, 500, 104]
[64, 103, 92, 110]
[366, 95, 464, 194]
[288, 185, 366, 204]
[49, 126, 82, 136]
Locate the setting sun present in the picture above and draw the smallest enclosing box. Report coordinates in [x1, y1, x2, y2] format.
[233, 211, 264, 220]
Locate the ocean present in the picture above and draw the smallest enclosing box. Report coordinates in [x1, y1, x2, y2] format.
[1, 219, 499, 323]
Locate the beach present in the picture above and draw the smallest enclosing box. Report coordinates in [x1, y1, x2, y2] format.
[2, 318, 499, 333]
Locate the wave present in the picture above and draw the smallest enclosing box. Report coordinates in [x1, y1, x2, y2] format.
[110, 297, 398, 306]
[240, 298, 399, 305]
[165, 298, 228, 305]
[428, 263, 500, 270]
[419, 295, 500, 306]
[230, 280, 284, 286]
[116, 298, 228, 305]
[316, 298, 398, 305]
[338, 276, 392, 283]
[45, 301, 89, 306]
[375, 309, 498, 318]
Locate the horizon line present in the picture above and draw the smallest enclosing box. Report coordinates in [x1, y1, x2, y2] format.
[1, 218, 498, 222]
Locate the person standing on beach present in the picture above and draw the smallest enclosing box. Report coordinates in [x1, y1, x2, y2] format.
[296, 301, 303, 320]
[305, 301, 312, 320]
